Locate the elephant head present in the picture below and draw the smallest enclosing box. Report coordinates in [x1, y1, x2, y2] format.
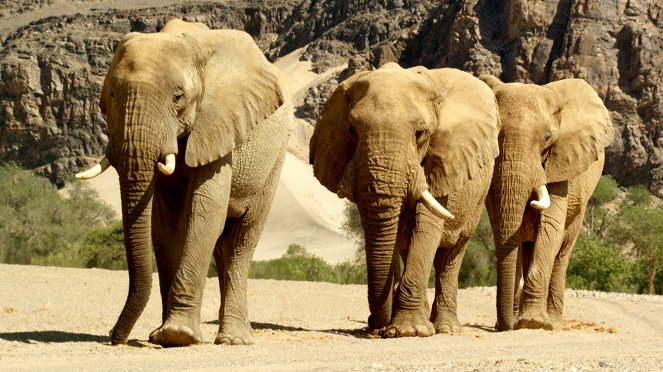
[76, 23, 285, 344]
[310, 64, 499, 330]
[480, 75, 614, 331]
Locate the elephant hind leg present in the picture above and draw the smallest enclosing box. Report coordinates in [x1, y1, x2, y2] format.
[430, 237, 470, 334]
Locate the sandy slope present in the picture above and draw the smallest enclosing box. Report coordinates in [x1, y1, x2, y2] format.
[1, 264, 662, 371]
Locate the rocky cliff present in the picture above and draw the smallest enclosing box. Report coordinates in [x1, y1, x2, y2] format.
[1, 0, 661, 194]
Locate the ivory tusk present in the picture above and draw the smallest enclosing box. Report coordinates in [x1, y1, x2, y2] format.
[157, 154, 176, 175]
[420, 190, 455, 219]
[530, 184, 551, 210]
[75, 157, 110, 179]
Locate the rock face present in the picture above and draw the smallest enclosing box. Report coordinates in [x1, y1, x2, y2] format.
[0, 0, 661, 195]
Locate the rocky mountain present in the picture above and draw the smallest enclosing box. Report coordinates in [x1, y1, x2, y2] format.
[1, 0, 661, 195]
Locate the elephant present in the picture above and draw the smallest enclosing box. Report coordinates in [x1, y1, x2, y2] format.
[309, 63, 500, 337]
[480, 75, 614, 331]
[75, 19, 292, 346]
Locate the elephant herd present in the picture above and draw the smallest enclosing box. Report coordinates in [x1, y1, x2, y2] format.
[75, 20, 614, 347]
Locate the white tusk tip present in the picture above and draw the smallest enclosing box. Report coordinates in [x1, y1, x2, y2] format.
[157, 162, 175, 175]
[530, 200, 550, 210]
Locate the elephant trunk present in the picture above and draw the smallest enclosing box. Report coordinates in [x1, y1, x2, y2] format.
[111, 166, 155, 344]
[106, 86, 164, 344]
[354, 145, 409, 330]
[360, 199, 402, 330]
[489, 151, 536, 331]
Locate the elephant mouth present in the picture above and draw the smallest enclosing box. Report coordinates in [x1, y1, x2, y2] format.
[335, 160, 454, 220]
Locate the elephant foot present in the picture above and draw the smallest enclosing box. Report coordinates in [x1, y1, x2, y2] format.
[380, 310, 435, 338]
[215, 322, 255, 345]
[548, 310, 564, 330]
[366, 314, 388, 335]
[149, 315, 202, 347]
[515, 306, 553, 330]
[431, 309, 463, 334]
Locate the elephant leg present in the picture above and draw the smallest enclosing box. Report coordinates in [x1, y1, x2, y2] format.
[150, 159, 232, 347]
[514, 241, 534, 319]
[547, 214, 582, 329]
[152, 175, 187, 323]
[429, 236, 470, 334]
[214, 157, 284, 346]
[381, 204, 441, 338]
[516, 183, 568, 330]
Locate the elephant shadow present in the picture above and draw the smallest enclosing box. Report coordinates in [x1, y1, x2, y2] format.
[0, 331, 146, 347]
[205, 320, 373, 339]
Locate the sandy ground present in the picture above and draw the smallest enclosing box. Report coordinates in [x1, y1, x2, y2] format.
[1, 264, 663, 371]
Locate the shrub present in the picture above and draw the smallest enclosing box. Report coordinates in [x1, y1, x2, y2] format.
[0, 164, 116, 266]
[77, 220, 127, 270]
[250, 244, 337, 282]
[567, 235, 635, 293]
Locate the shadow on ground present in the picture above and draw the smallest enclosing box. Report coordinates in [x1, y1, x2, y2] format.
[0, 331, 145, 346]
[204, 320, 374, 339]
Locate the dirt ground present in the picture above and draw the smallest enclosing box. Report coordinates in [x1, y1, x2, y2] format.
[1, 264, 662, 371]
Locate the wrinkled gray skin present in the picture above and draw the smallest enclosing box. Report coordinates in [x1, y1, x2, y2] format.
[78, 20, 292, 346]
[481, 76, 614, 331]
[310, 64, 500, 337]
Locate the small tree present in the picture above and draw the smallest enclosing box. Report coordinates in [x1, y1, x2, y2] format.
[611, 186, 663, 294]
[584, 175, 620, 239]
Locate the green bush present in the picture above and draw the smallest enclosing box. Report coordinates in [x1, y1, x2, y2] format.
[458, 240, 496, 288]
[0, 164, 116, 267]
[567, 235, 635, 293]
[248, 244, 367, 284]
[78, 220, 127, 270]
[249, 244, 336, 282]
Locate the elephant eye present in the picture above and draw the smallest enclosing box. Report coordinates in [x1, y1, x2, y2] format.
[173, 91, 185, 104]
[348, 125, 357, 140]
[415, 129, 428, 144]
[543, 133, 552, 143]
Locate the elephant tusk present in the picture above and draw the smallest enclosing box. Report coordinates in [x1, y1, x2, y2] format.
[420, 190, 455, 220]
[75, 157, 111, 179]
[530, 184, 551, 211]
[157, 154, 176, 175]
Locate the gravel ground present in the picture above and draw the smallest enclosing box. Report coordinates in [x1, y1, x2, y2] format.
[1, 264, 662, 371]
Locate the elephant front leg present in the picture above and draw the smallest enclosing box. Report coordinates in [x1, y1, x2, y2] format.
[547, 215, 582, 329]
[430, 237, 470, 334]
[214, 158, 283, 345]
[150, 161, 232, 347]
[382, 205, 441, 338]
[516, 183, 568, 331]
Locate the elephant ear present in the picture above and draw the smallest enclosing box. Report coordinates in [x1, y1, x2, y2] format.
[309, 72, 368, 193]
[544, 79, 614, 183]
[184, 30, 285, 167]
[421, 68, 501, 196]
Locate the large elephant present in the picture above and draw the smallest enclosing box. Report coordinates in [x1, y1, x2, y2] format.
[480, 75, 614, 331]
[76, 20, 292, 346]
[309, 63, 499, 337]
